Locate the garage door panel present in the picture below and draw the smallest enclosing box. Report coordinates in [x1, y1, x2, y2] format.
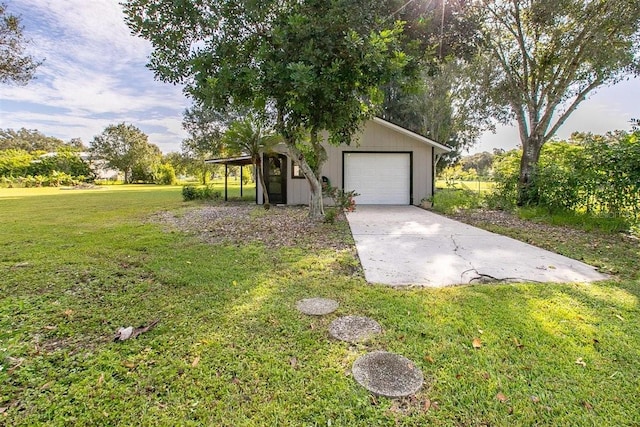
[344, 153, 410, 204]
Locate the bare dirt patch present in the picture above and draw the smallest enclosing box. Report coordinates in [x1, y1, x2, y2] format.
[151, 203, 354, 250]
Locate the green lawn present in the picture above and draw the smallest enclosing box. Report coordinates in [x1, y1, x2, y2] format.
[436, 179, 496, 193]
[1, 186, 639, 426]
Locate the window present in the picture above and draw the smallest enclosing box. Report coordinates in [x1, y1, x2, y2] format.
[291, 161, 305, 179]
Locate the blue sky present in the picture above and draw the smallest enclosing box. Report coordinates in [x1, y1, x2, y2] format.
[0, 1, 638, 154]
[0, 0, 188, 153]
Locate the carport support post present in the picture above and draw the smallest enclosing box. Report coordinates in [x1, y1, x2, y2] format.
[432, 147, 436, 199]
[240, 165, 243, 198]
[224, 163, 228, 201]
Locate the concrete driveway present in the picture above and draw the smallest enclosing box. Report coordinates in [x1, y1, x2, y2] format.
[346, 206, 607, 287]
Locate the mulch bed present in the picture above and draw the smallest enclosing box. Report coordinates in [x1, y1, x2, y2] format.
[151, 203, 353, 250]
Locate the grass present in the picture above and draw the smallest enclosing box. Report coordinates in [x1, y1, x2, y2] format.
[431, 188, 484, 214]
[1, 186, 639, 426]
[517, 206, 632, 234]
[436, 179, 496, 193]
[433, 186, 636, 236]
[208, 177, 256, 201]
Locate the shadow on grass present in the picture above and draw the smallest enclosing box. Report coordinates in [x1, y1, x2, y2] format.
[2, 187, 639, 426]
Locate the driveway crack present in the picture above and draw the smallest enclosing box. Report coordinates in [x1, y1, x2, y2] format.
[451, 234, 475, 272]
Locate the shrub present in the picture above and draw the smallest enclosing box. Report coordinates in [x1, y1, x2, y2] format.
[155, 163, 177, 185]
[1, 172, 81, 188]
[182, 185, 221, 201]
[486, 150, 520, 210]
[323, 184, 358, 212]
[199, 185, 221, 200]
[0, 149, 33, 177]
[490, 133, 640, 224]
[27, 149, 92, 178]
[182, 185, 198, 201]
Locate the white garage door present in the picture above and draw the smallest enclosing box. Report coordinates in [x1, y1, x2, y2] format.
[344, 153, 411, 204]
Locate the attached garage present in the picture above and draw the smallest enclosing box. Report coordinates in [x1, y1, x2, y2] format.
[343, 152, 411, 205]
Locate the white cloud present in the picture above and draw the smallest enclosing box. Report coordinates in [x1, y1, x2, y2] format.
[23, 0, 150, 63]
[0, 0, 189, 152]
[4, 1, 637, 156]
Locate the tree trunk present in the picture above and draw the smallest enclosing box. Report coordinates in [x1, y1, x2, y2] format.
[286, 144, 325, 220]
[308, 180, 324, 219]
[517, 135, 544, 206]
[200, 167, 207, 185]
[254, 156, 270, 207]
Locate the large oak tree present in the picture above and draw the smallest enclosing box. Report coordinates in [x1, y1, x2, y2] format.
[90, 123, 161, 184]
[472, 0, 640, 204]
[123, 0, 407, 218]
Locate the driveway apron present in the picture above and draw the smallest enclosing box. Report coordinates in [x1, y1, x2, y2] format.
[346, 206, 608, 287]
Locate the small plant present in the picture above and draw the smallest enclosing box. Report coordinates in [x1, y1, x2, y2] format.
[182, 185, 198, 201]
[420, 197, 433, 209]
[323, 184, 359, 212]
[323, 208, 337, 224]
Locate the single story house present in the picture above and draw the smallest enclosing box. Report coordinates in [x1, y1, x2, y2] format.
[208, 117, 451, 206]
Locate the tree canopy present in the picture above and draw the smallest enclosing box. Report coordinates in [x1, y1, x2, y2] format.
[124, 0, 408, 217]
[0, 128, 66, 152]
[0, 2, 42, 85]
[379, 1, 494, 168]
[90, 123, 161, 184]
[180, 104, 232, 184]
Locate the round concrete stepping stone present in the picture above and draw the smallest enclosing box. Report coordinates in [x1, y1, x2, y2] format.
[296, 298, 339, 315]
[329, 316, 381, 343]
[352, 351, 424, 398]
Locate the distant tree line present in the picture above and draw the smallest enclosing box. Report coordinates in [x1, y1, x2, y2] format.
[0, 125, 178, 187]
[0, 129, 90, 186]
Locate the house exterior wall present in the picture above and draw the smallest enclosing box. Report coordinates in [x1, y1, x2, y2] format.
[257, 119, 437, 206]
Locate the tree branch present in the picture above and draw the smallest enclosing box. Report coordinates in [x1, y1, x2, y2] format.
[544, 78, 603, 141]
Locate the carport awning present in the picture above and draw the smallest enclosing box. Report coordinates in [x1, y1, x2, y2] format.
[203, 155, 255, 202]
[204, 155, 253, 166]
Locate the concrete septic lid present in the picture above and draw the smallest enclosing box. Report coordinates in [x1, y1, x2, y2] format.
[329, 316, 382, 343]
[352, 351, 424, 398]
[296, 298, 339, 315]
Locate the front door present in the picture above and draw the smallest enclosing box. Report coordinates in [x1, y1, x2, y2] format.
[263, 154, 287, 204]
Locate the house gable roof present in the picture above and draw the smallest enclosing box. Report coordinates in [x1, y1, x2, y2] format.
[372, 117, 452, 154]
